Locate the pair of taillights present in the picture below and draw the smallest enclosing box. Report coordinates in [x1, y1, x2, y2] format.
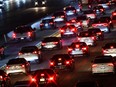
[52, 15, 65, 19]
[50, 61, 70, 66]
[40, 22, 54, 26]
[12, 32, 32, 38]
[41, 42, 58, 46]
[6, 64, 25, 69]
[18, 51, 38, 55]
[92, 63, 114, 67]
[60, 28, 76, 33]
[68, 47, 87, 52]
[78, 36, 96, 41]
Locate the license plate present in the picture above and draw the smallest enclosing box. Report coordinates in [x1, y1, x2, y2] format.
[40, 78, 45, 81]
[58, 63, 62, 65]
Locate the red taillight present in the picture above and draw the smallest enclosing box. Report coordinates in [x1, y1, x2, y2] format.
[76, 45, 79, 48]
[21, 64, 25, 68]
[68, 48, 72, 52]
[41, 73, 45, 76]
[66, 61, 70, 65]
[100, 9, 104, 12]
[18, 52, 22, 55]
[13, 33, 16, 38]
[40, 23, 43, 26]
[92, 64, 97, 67]
[77, 22, 81, 25]
[61, 15, 64, 18]
[42, 42, 46, 46]
[49, 22, 53, 25]
[71, 28, 76, 32]
[28, 32, 31, 37]
[31, 78, 36, 82]
[48, 77, 54, 81]
[71, 19, 76, 22]
[50, 62, 54, 66]
[108, 63, 113, 66]
[91, 36, 95, 40]
[102, 49, 107, 53]
[6, 66, 9, 69]
[33, 51, 37, 54]
[103, 23, 108, 26]
[53, 42, 58, 44]
[82, 47, 87, 51]
[0, 76, 3, 80]
[60, 29, 64, 33]
[112, 12, 116, 16]
[73, 10, 76, 13]
[92, 24, 97, 27]
[52, 16, 55, 19]
[66, 23, 70, 26]
[97, 32, 102, 35]
[110, 46, 114, 49]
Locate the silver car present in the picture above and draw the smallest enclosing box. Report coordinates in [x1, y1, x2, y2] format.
[5, 58, 30, 75]
[91, 56, 115, 74]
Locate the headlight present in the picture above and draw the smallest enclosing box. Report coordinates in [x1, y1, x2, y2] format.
[35, 2, 38, 5]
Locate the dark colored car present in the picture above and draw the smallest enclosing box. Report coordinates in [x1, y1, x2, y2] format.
[0, 70, 11, 87]
[52, 11, 67, 22]
[31, 69, 58, 86]
[13, 80, 38, 87]
[12, 25, 36, 41]
[60, 25, 78, 37]
[18, 46, 42, 63]
[40, 19, 56, 30]
[68, 42, 89, 57]
[49, 54, 75, 71]
[88, 28, 104, 40]
[93, 6, 105, 15]
[41, 37, 62, 50]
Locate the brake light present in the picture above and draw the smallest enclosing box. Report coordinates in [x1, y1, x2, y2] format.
[0, 76, 3, 80]
[92, 64, 97, 67]
[48, 77, 54, 81]
[52, 16, 55, 19]
[110, 46, 114, 49]
[42, 42, 46, 46]
[33, 51, 37, 54]
[103, 23, 108, 26]
[50, 62, 54, 66]
[60, 29, 64, 33]
[97, 32, 102, 35]
[66, 23, 70, 26]
[40, 23, 43, 26]
[112, 12, 116, 16]
[21, 64, 25, 68]
[31, 78, 36, 82]
[78, 37, 80, 41]
[53, 42, 58, 44]
[82, 47, 87, 51]
[68, 48, 72, 52]
[71, 28, 76, 32]
[41, 73, 45, 76]
[76, 45, 79, 48]
[92, 24, 97, 27]
[100, 9, 104, 12]
[77, 22, 81, 25]
[49, 22, 53, 25]
[91, 36, 95, 40]
[6, 66, 9, 69]
[73, 10, 76, 13]
[66, 61, 70, 65]
[71, 19, 76, 22]
[61, 15, 64, 18]
[102, 49, 107, 53]
[28, 32, 31, 37]
[108, 63, 113, 66]
[18, 52, 22, 55]
[13, 33, 16, 38]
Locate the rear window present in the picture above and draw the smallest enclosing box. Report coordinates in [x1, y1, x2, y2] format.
[83, 10, 94, 14]
[14, 26, 32, 33]
[21, 46, 37, 53]
[93, 58, 113, 63]
[43, 37, 59, 42]
[7, 59, 26, 65]
[42, 19, 53, 23]
[71, 42, 86, 48]
[79, 32, 92, 37]
[65, 7, 75, 11]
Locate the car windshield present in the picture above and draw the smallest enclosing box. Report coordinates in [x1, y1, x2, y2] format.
[14, 26, 32, 33]
[21, 46, 37, 53]
[83, 10, 94, 14]
[94, 58, 113, 63]
[42, 19, 53, 23]
[7, 59, 26, 65]
[104, 43, 116, 48]
[43, 37, 59, 42]
[65, 7, 75, 11]
[71, 42, 86, 48]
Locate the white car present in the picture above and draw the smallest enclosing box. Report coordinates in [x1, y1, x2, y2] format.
[5, 58, 30, 75]
[102, 43, 116, 57]
[91, 56, 115, 74]
[18, 46, 42, 63]
[77, 31, 96, 46]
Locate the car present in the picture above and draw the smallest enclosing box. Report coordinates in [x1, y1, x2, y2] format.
[13, 80, 38, 87]
[64, 6, 77, 16]
[92, 18, 111, 33]
[68, 42, 90, 57]
[5, 58, 31, 75]
[34, 0, 46, 6]
[77, 31, 97, 46]
[111, 10, 116, 28]
[66, 19, 83, 32]
[18, 46, 42, 63]
[82, 10, 96, 20]
[74, 80, 101, 87]
[49, 54, 75, 71]
[93, 6, 105, 15]
[0, 70, 11, 87]
[0, 45, 5, 59]
[40, 18, 56, 30]
[52, 11, 67, 22]
[12, 25, 36, 41]
[60, 25, 78, 37]
[91, 56, 115, 75]
[99, 16, 113, 29]
[41, 37, 62, 50]
[88, 28, 104, 40]
[102, 42, 116, 57]
[31, 69, 58, 86]
[108, 0, 116, 6]
[98, 0, 111, 9]
[76, 15, 90, 28]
